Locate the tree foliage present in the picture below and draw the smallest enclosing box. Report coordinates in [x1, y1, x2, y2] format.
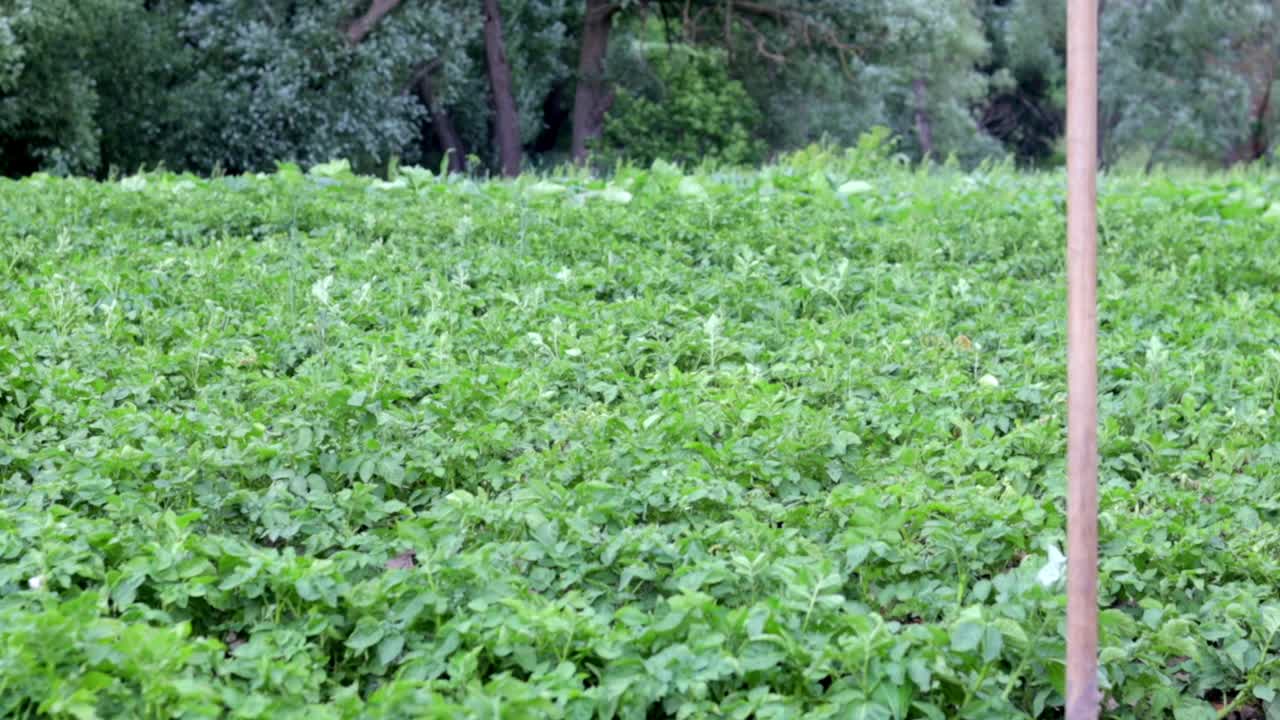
[981, 0, 1280, 169]
[977, 0, 1065, 163]
[1098, 0, 1271, 168]
[446, 0, 578, 168]
[0, 0, 1278, 176]
[178, 0, 475, 173]
[602, 44, 765, 166]
[0, 0, 191, 175]
[657, 0, 989, 160]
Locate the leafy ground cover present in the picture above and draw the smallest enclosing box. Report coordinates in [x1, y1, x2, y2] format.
[2, 153, 1280, 719]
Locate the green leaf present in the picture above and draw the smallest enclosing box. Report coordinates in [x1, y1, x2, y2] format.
[950, 622, 983, 653]
[309, 159, 353, 178]
[528, 181, 567, 196]
[1226, 638, 1258, 672]
[1172, 700, 1216, 720]
[991, 618, 1028, 648]
[378, 457, 405, 485]
[907, 658, 932, 690]
[376, 634, 405, 665]
[739, 642, 785, 672]
[596, 188, 633, 204]
[1032, 688, 1053, 717]
[677, 177, 709, 199]
[981, 625, 1004, 662]
[838, 180, 873, 195]
[295, 576, 320, 602]
[346, 617, 385, 651]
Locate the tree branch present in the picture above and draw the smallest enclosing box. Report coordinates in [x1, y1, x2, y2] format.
[345, 0, 403, 45]
[674, 0, 866, 62]
[399, 58, 445, 96]
[586, 1, 622, 22]
[738, 16, 785, 64]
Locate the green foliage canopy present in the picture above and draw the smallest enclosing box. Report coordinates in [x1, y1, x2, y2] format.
[0, 0, 1278, 175]
[602, 44, 765, 166]
[0, 0, 192, 175]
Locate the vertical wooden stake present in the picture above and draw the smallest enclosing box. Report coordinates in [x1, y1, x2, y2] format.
[1066, 0, 1100, 718]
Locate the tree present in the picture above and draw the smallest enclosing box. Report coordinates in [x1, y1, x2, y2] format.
[417, 0, 576, 172]
[571, 0, 618, 163]
[600, 43, 765, 165]
[1098, 0, 1264, 169]
[0, 0, 194, 176]
[177, 0, 476, 174]
[415, 62, 469, 173]
[652, 0, 997, 162]
[5, 0, 1279, 177]
[483, 0, 522, 175]
[341, 1, 470, 173]
[975, 0, 1066, 164]
[984, 0, 1277, 168]
[346, 0, 402, 44]
[1221, 1, 1278, 164]
[874, 0, 997, 161]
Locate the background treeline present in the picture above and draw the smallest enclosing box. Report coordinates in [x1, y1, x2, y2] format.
[1, 0, 1277, 178]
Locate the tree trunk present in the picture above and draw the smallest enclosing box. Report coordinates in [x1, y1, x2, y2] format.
[346, 0, 402, 45]
[571, 0, 617, 164]
[1097, 105, 1113, 169]
[1249, 79, 1273, 159]
[1143, 126, 1173, 175]
[417, 75, 468, 174]
[913, 77, 934, 158]
[483, 0, 522, 176]
[1228, 66, 1274, 164]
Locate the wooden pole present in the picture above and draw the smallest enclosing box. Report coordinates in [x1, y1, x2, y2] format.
[1066, 0, 1100, 718]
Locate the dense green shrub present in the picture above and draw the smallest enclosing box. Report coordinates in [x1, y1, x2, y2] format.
[0, 0, 192, 176]
[601, 44, 766, 167]
[177, 0, 441, 174]
[0, 0, 483, 176]
[0, 0, 103, 175]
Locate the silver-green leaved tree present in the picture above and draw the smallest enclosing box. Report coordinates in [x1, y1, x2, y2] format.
[987, 0, 1278, 169]
[630, 0, 1001, 164]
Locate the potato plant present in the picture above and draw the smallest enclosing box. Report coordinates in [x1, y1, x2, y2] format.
[2, 158, 1280, 718]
